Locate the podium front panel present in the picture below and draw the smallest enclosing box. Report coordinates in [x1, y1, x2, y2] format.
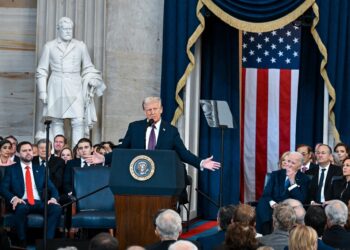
[109, 149, 186, 196]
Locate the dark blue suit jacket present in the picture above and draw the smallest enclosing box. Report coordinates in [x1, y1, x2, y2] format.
[106, 119, 202, 168]
[197, 230, 225, 250]
[257, 169, 310, 224]
[63, 158, 81, 194]
[0, 162, 59, 203]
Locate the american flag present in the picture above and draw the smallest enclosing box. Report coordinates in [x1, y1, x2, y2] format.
[240, 23, 301, 202]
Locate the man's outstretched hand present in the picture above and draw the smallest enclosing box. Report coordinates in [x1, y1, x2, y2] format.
[85, 152, 105, 165]
[201, 156, 221, 171]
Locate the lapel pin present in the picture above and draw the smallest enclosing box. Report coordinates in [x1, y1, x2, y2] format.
[163, 128, 166, 131]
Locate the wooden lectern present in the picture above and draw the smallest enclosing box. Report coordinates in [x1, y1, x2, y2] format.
[109, 149, 186, 249]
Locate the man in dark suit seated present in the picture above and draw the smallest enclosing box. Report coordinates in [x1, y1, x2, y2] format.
[32, 138, 65, 195]
[296, 144, 317, 174]
[0, 141, 61, 247]
[63, 137, 97, 195]
[256, 151, 310, 234]
[197, 204, 236, 250]
[323, 199, 350, 248]
[307, 144, 342, 205]
[87, 96, 221, 171]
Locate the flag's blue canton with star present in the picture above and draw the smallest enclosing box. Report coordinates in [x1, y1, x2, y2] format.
[242, 24, 301, 70]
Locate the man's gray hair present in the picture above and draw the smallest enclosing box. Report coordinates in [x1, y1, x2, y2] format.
[37, 138, 52, 149]
[272, 203, 296, 231]
[282, 198, 305, 224]
[155, 209, 182, 240]
[325, 199, 348, 226]
[289, 151, 304, 165]
[168, 240, 198, 250]
[142, 96, 162, 110]
[57, 16, 74, 29]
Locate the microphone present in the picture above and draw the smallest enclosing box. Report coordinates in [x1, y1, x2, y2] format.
[147, 119, 154, 127]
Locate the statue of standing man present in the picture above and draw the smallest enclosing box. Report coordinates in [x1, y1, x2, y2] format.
[36, 17, 106, 146]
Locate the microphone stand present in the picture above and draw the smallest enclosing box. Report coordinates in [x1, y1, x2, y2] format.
[43, 120, 51, 250]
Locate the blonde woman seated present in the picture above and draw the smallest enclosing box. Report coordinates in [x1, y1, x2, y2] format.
[279, 151, 290, 169]
[288, 225, 318, 250]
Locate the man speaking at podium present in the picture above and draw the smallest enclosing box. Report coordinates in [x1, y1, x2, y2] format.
[88, 96, 220, 171]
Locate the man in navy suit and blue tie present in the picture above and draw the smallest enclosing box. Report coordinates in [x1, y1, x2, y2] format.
[256, 151, 310, 235]
[88, 96, 221, 171]
[0, 141, 61, 247]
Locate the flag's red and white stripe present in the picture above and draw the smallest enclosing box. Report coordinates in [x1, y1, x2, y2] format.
[240, 68, 299, 202]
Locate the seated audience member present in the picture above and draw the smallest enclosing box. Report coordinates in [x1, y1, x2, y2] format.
[323, 200, 350, 249]
[0, 139, 14, 167]
[4, 135, 19, 163]
[329, 157, 350, 204]
[256, 152, 309, 234]
[101, 141, 115, 153]
[145, 209, 183, 250]
[282, 198, 306, 225]
[60, 146, 74, 164]
[304, 206, 334, 250]
[288, 225, 318, 250]
[258, 204, 296, 250]
[232, 203, 261, 237]
[197, 205, 236, 250]
[169, 240, 198, 250]
[32, 143, 38, 157]
[53, 134, 68, 157]
[215, 222, 260, 250]
[0, 141, 61, 247]
[89, 232, 119, 250]
[94, 144, 107, 155]
[33, 138, 66, 195]
[63, 138, 97, 195]
[334, 143, 349, 166]
[278, 151, 290, 169]
[307, 144, 342, 205]
[296, 144, 317, 173]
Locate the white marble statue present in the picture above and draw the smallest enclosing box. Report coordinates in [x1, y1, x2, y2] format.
[36, 17, 106, 146]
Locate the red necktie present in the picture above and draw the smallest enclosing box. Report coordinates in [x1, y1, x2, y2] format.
[25, 166, 35, 205]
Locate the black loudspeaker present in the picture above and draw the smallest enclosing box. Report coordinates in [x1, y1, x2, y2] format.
[36, 239, 90, 250]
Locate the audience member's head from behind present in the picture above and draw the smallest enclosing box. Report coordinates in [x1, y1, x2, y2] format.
[304, 205, 327, 237]
[217, 204, 236, 230]
[224, 222, 259, 250]
[155, 209, 182, 241]
[325, 199, 348, 228]
[272, 203, 296, 232]
[126, 246, 145, 250]
[282, 198, 306, 225]
[288, 224, 318, 250]
[89, 232, 119, 250]
[233, 204, 255, 227]
[168, 240, 198, 250]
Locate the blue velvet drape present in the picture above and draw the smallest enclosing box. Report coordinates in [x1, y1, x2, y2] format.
[197, 14, 240, 219]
